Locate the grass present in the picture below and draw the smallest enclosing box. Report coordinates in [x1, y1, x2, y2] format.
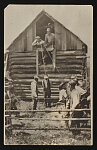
[5, 100, 91, 145]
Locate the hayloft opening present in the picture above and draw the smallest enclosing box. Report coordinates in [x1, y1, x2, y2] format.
[36, 14, 55, 65]
[36, 14, 55, 40]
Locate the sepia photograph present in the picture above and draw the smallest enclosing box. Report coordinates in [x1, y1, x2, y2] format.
[4, 5, 93, 145]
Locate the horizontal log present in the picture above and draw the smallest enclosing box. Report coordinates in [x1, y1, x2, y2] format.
[10, 70, 36, 74]
[56, 55, 86, 59]
[8, 117, 91, 121]
[14, 91, 59, 95]
[9, 53, 36, 58]
[11, 72, 83, 79]
[56, 52, 85, 56]
[5, 109, 91, 112]
[9, 50, 36, 54]
[9, 61, 36, 66]
[39, 70, 82, 75]
[56, 49, 83, 53]
[14, 90, 59, 95]
[10, 65, 36, 69]
[14, 95, 59, 99]
[12, 74, 83, 83]
[11, 128, 91, 131]
[56, 64, 83, 68]
[14, 86, 59, 90]
[9, 57, 36, 62]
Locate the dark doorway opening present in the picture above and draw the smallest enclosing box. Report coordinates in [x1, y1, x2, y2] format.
[36, 14, 54, 40]
[36, 14, 55, 65]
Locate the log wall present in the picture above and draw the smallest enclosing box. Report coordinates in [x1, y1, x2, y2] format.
[8, 49, 87, 101]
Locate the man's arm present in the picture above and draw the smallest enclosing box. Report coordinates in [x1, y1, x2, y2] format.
[32, 40, 37, 46]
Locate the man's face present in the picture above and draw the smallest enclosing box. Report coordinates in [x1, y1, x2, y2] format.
[36, 38, 40, 42]
[35, 78, 38, 82]
[47, 28, 51, 35]
[78, 80, 83, 87]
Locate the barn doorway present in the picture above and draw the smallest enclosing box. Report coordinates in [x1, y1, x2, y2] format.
[36, 14, 55, 65]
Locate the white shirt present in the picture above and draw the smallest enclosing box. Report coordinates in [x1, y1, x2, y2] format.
[75, 86, 86, 97]
[71, 89, 80, 109]
[31, 80, 37, 98]
[59, 89, 67, 101]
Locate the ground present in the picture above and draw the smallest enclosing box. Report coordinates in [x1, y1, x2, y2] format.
[5, 100, 91, 145]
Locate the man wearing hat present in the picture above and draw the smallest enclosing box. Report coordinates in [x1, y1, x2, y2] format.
[32, 36, 44, 65]
[31, 75, 39, 110]
[70, 80, 80, 109]
[59, 81, 68, 108]
[32, 36, 44, 47]
[42, 75, 51, 107]
[43, 28, 55, 64]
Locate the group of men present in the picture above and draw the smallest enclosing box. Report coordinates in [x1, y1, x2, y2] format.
[31, 74, 89, 110]
[32, 25, 55, 65]
[31, 75, 51, 110]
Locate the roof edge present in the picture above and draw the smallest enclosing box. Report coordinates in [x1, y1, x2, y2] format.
[6, 9, 86, 50]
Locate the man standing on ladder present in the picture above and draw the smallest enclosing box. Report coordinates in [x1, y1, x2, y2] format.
[43, 27, 55, 65]
[32, 36, 44, 65]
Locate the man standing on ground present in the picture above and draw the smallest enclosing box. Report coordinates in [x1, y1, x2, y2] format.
[58, 81, 68, 108]
[42, 75, 51, 107]
[31, 75, 39, 110]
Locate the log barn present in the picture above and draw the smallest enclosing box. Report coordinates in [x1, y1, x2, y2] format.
[5, 10, 88, 102]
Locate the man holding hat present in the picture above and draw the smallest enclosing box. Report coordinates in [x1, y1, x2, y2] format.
[32, 36, 44, 65]
[31, 75, 39, 110]
[42, 75, 51, 107]
[32, 36, 44, 47]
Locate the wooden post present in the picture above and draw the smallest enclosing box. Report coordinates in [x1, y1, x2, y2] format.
[36, 49, 39, 75]
[53, 48, 56, 71]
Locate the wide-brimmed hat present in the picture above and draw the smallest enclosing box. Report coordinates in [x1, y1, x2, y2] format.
[71, 75, 76, 79]
[34, 75, 38, 79]
[44, 75, 48, 79]
[35, 36, 40, 39]
[47, 28, 51, 32]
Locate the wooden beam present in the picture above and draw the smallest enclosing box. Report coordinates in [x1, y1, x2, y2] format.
[7, 117, 91, 121]
[5, 109, 91, 112]
[11, 128, 91, 131]
[36, 49, 39, 75]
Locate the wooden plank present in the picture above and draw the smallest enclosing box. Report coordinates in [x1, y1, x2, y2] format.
[9, 50, 36, 54]
[10, 69, 36, 74]
[10, 65, 36, 69]
[8, 117, 91, 121]
[12, 74, 82, 83]
[9, 53, 36, 58]
[56, 50, 85, 56]
[14, 95, 59, 99]
[12, 128, 91, 131]
[56, 59, 83, 63]
[9, 61, 36, 65]
[5, 109, 91, 112]
[9, 57, 36, 61]
[14, 87, 59, 91]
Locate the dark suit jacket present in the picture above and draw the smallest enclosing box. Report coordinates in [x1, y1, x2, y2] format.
[42, 79, 51, 93]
